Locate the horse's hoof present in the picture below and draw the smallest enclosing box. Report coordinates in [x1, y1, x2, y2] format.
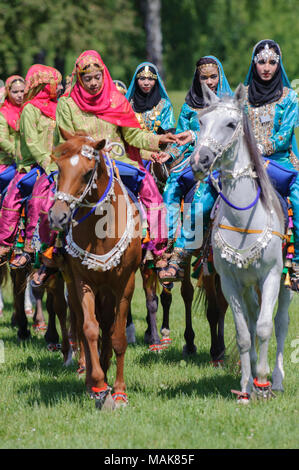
[182, 344, 197, 356]
[252, 378, 276, 400]
[160, 328, 170, 338]
[211, 359, 224, 368]
[231, 389, 251, 404]
[112, 392, 128, 409]
[99, 392, 116, 411]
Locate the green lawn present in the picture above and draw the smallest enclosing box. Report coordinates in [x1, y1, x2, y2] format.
[0, 272, 298, 449]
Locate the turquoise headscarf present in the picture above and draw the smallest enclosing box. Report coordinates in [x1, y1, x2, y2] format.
[245, 39, 292, 89]
[244, 39, 299, 155]
[203, 55, 233, 97]
[126, 61, 171, 103]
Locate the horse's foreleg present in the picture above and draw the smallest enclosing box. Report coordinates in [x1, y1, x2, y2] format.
[181, 263, 196, 355]
[79, 282, 105, 391]
[11, 269, 30, 340]
[220, 277, 252, 399]
[256, 271, 281, 385]
[47, 276, 70, 363]
[160, 287, 172, 339]
[112, 274, 135, 403]
[141, 267, 160, 346]
[272, 284, 292, 392]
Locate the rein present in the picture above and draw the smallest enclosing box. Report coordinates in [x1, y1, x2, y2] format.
[200, 115, 262, 212]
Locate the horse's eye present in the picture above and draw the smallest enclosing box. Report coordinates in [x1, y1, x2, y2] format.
[83, 170, 93, 184]
[227, 122, 236, 130]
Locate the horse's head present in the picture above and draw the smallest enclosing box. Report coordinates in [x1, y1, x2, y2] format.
[49, 128, 106, 231]
[190, 83, 246, 180]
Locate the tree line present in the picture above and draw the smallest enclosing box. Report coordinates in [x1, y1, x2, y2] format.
[1, 0, 298, 91]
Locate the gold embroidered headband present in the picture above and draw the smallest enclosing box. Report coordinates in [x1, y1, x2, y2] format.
[136, 65, 157, 80]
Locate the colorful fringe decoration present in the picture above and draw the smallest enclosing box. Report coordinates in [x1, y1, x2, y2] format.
[283, 198, 294, 287]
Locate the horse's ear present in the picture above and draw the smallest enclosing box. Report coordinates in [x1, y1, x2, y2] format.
[95, 139, 106, 151]
[234, 83, 246, 107]
[59, 127, 74, 141]
[201, 82, 220, 106]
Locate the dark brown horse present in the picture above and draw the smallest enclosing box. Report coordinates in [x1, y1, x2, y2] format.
[49, 129, 141, 409]
[0, 262, 70, 363]
[128, 159, 228, 363]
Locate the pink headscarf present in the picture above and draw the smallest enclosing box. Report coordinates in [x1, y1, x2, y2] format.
[0, 75, 25, 130]
[22, 65, 62, 120]
[70, 50, 141, 129]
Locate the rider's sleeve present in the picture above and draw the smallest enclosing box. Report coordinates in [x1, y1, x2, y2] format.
[160, 100, 176, 132]
[0, 113, 15, 157]
[167, 104, 199, 162]
[268, 89, 299, 155]
[20, 104, 56, 173]
[121, 126, 161, 152]
[54, 97, 76, 147]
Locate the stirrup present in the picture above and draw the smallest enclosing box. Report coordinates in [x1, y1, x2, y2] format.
[9, 251, 34, 270]
[158, 262, 185, 283]
[30, 264, 58, 290]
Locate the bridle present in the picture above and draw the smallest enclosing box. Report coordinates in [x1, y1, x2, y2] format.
[196, 105, 261, 211]
[53, 138, 136, 271]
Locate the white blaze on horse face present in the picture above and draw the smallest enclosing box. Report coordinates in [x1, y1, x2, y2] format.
[70, 155, 79, 166]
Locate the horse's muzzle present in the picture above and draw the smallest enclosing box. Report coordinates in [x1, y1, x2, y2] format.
[190, 145, 215, 180]
[49, 201, 71, 231]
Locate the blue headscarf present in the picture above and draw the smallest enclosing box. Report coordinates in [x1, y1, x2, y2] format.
[185, 55, 233, 109]
[244, 39, 299, 127]
[245, 40, 291, 89]
[126, 61, 172, 111]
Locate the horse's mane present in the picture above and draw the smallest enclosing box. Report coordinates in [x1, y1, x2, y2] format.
[52, 131, 90, 163]
[242, 110, 283, 220]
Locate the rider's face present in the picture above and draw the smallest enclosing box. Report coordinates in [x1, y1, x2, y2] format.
[255, 56, 278, 81]
[199, 66, 219, 93]
[81, 70, 103, 95]
[9, 81, 25, 106]
[137, 77, 156, 94]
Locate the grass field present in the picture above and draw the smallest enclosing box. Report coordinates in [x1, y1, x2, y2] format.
[0, 271, 298, 450]
[0, 90, 298, 450]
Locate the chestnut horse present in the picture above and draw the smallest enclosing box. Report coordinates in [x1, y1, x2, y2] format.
[49, 130, 141, 410]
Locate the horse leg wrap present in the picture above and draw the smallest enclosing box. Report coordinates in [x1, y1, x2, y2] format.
[252, 378, 276, 400]
[91, 384, 113, 409]
[112, 392, 128, 406]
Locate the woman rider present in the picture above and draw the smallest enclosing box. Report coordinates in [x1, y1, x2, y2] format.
[158, 56, 233, 282]
[31, 50, 180, 286]
[244, 39, 299, 291]
[126, 62, 176, 251]
[0, 66, 62, 267]
[0, 75, 25, 208]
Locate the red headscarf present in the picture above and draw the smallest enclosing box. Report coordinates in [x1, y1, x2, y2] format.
[70, 50, 141, 129]
[0, 75, 25, 130]
[22, 65, 62, 120]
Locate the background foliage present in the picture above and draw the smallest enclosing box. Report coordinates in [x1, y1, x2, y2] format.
[1, 0, 299, 91]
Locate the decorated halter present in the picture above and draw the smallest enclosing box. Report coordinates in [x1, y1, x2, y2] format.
[196, 103, 261, 211]
[54, 139, 115, 213]
[54, 137, 135, 271]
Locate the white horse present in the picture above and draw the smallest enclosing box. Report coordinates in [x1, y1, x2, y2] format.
[190, 83, 293, 403]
